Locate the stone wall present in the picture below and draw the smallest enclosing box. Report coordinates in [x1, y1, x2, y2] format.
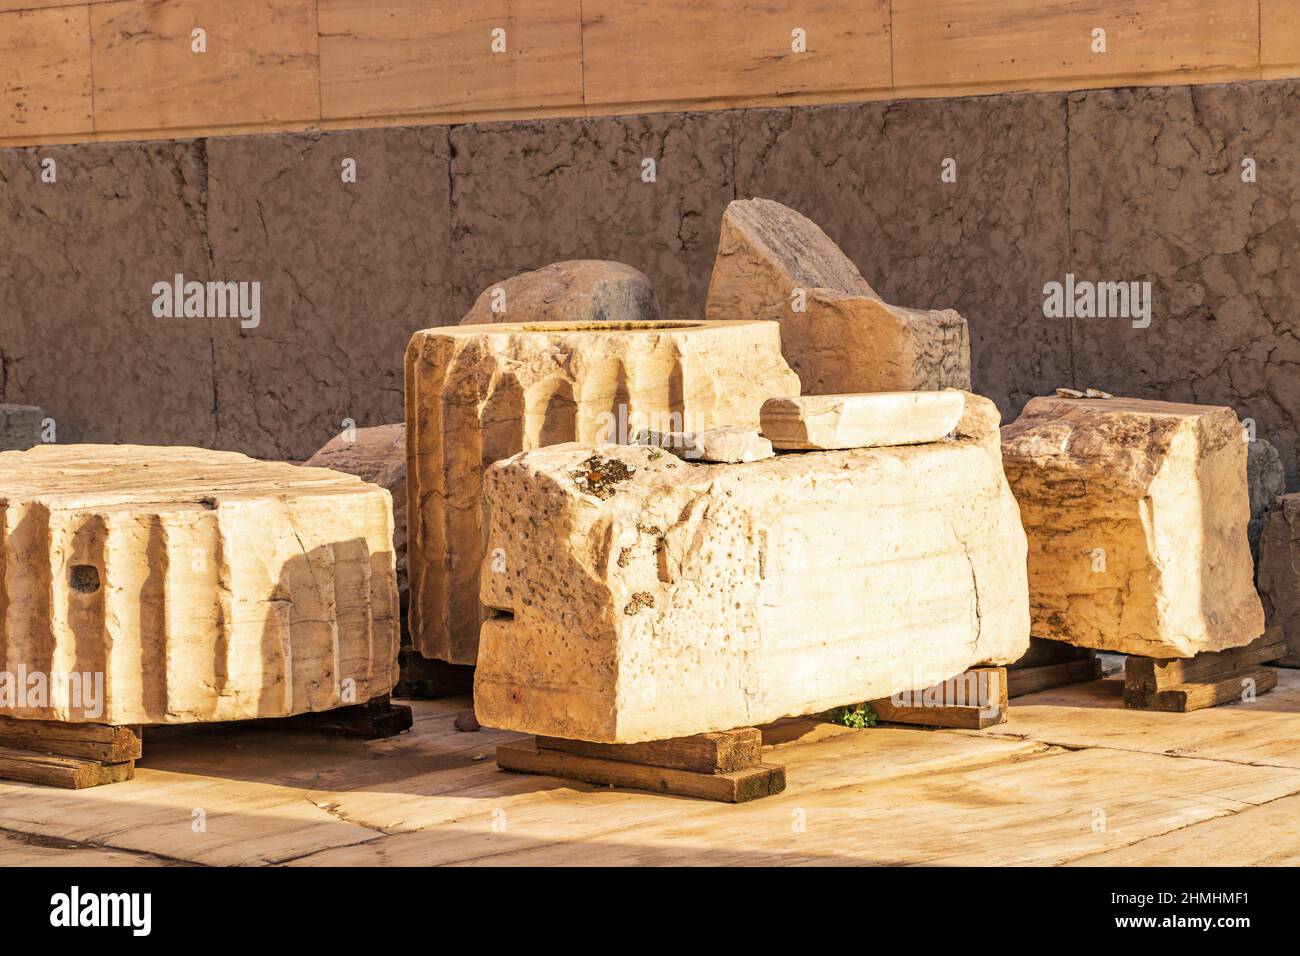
[1, 80, 1297, 478]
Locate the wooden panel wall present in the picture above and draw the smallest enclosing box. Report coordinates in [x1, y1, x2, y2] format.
[0, 0, 1284, 146]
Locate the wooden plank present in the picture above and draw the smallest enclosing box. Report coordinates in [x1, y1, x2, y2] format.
[497, 740, 785, 803]
[0, 746, 133, 789]
[1126, 666, 1279, 713]
[893, 0, 1261, 96]
[1126, 631, 1284, 691]
[1262, 0, 1300, 75]
[581, 0, 891, 113]
[318, 0, 583, 122]
[536, 728, 762, 774]
[870, 667, 1008, 729]
[89, 0, 319, 135]
[1009, 636, 1096, 670]
[0, 717, 141, 762]
[0, 6, 94, 140]
[1008, 657, 1104, 698]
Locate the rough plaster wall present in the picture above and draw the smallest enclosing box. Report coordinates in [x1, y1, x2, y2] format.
[733, 94, 1071, 418]
[0, 140, 215, 446]
[1069, 83, 1300, 484]
[0, 81, 1297, 471]
[448, 111, 735, 322]
[207, 127, 452, 459]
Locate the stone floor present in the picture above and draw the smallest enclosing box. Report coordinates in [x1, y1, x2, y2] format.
[2, 669, 1299, 866]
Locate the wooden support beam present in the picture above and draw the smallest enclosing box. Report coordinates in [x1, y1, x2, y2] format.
[1124, 631, 1283, 712]
[284, 696, 413, 739]
[0, 746, 133, 789]
[0, 716, 141, 763]
[870, 667, 1008, 729]
[498, 728, 785, 803]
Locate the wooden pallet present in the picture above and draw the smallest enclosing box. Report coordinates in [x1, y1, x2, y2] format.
[0, 716, 140, 790]
[497, 727, 786, 803]
[1124, 630, 1284, 712]
[1007, 637, 1104, 698]
[392, 648, 475, 700]
[0, 695, 413, 789]
[869, 666, 1008, 729]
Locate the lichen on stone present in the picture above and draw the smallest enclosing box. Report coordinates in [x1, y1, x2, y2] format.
[570, 454, 636, 500]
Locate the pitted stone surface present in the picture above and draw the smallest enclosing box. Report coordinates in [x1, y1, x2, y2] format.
[476, 392, 1029, 743]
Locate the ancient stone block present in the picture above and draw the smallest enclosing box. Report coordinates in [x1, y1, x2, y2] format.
[1001, 395, 1264, 657]
[1258, 495, 1300, 662]
[459, 260, 659, 326]
[760, 391, 964, 450]
[306, 423, 407, 611]
[635, 425, 773, 463]
[0, 405, 42, 451]
[1247, 438, 1285, 556]
[405, 319, 800, 665]
[475, 392, 1029, 743]
[0, 445, 399, 725]
[705, 198, 971, 395]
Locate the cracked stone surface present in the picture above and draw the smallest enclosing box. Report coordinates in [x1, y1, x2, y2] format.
[448, 112, 735, 324]
[458, 259, 660, 326]
[0, 140, 215, 445]
[1069, 82, 1300, 484]
[476, 392, 1029, 743]
[208, 128, 453, 461]
[733, 94, 1071, 420]
[0, 444, 400, 724]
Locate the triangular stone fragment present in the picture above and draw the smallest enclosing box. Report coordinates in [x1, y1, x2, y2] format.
[705, 198, 971, 395]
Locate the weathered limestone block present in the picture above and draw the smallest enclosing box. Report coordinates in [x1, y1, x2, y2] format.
[1258, 495, 1300, 662]
[760, 391, 965, 450]
[405, 319, 800, 665]
[459, 260, 660, 326]
[0, 445, 400, 725]
[634, 425, 773, 463]
[704, 198, 971, 394]
[476, 392, 1029, 743]
[1247, 438, 1285, 555]
[1001, 396, 1264, 657]
[306, 424, 407, 610]
[0, 405, 42, 451]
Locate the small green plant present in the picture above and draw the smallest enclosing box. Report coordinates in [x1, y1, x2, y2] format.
[823, 702, 877, 728]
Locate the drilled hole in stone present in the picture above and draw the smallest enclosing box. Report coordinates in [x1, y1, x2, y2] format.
[70, 565, 100, 594]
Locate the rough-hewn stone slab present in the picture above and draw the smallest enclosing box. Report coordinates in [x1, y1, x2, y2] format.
[0, 445, 399, 725]
[705, 198, 971, 395]
[760, 391, 964, 450]
[1001, 395, 1263, 657]
[405, 318, 799, 665]
[458, 260, 659, 326]
[475, 392, 1029, 743]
